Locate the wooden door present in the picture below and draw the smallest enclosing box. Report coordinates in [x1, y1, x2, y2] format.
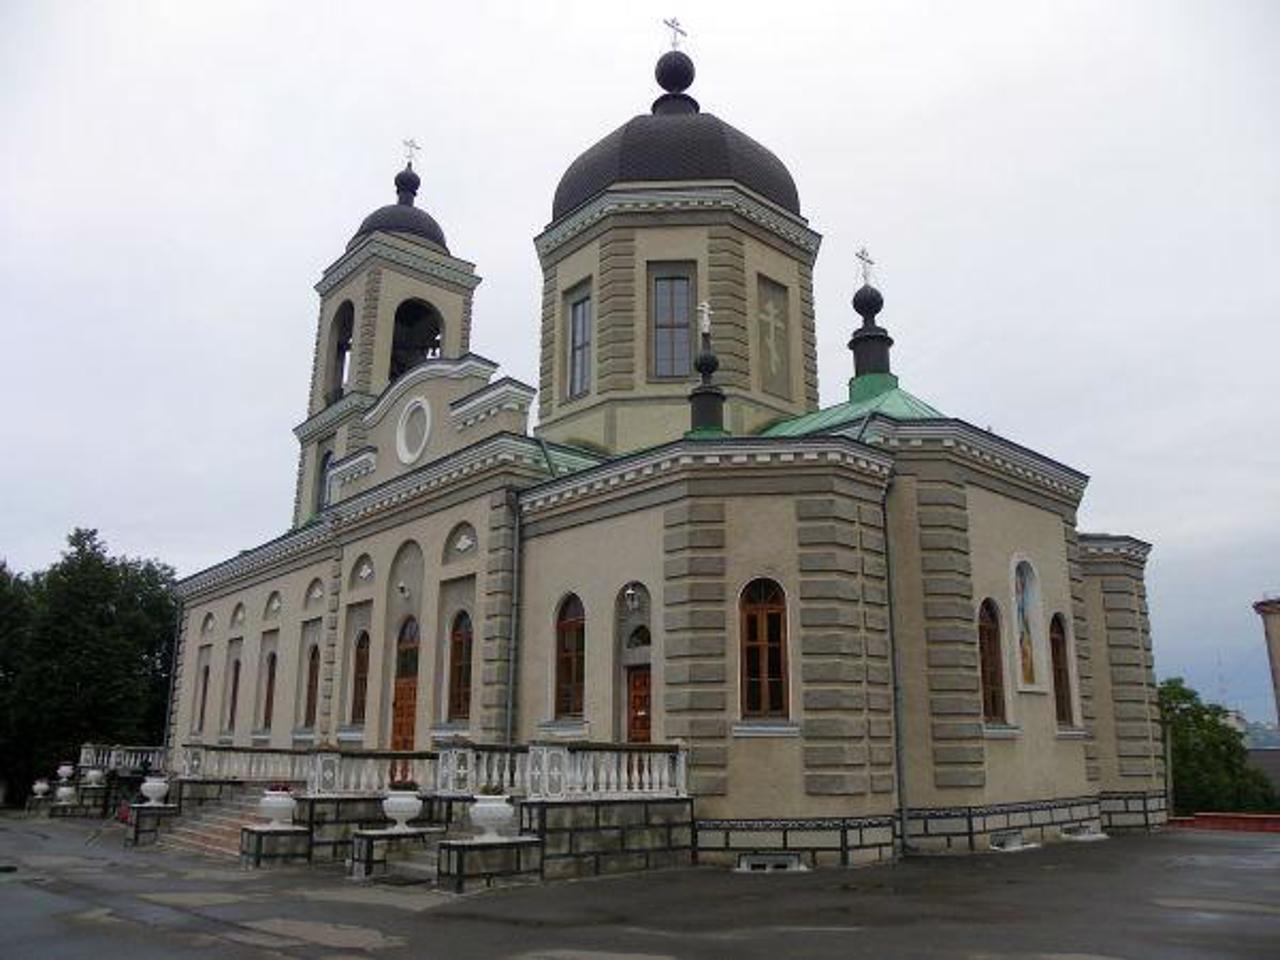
[390, 617, 420, 782]
[626, 665, 651, 743]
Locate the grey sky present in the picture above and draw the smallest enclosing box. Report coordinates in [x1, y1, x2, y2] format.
[2, 1, 1277, 720]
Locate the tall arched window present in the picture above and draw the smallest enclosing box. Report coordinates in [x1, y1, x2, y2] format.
[555, 595, 586, 718]
[315, 451, 332, 515]
[1014, 561, 1038, 685]
[227, 659, 241, 731]
[350, 632, 370, 725]
[325, 300, 354, 404]
[198, 664, 211, 732]
[978, 599, 1006, 724]
[263, 652, 277, 729]
[1050, 614, 1073, 726]
[740, 579, 788, 718]
[390, 299, 442, 381]
[304, 646, 320, 728]
[396, 617, 420, 680]
[448, 611, 473, 721]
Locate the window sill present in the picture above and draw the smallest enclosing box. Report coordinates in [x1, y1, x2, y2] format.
[336, 726, 365, 743]
[1055, 727, 1088, 740]
[538, 718, 589, 741]
[251, 731, 271, 744]
[983, 724, 1021, 740]
[732, 721, 800, 739]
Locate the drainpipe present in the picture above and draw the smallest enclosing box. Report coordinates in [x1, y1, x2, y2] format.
[503, 487, 523, 745]
[881, 476, 912, 857]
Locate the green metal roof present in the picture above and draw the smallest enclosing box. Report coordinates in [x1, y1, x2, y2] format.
[759, 373, 945, 437]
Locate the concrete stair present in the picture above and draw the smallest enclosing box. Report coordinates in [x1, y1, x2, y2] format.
[157, 789, 267, 859]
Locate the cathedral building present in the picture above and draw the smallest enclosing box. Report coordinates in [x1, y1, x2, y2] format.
[171, 47, 1167, 864]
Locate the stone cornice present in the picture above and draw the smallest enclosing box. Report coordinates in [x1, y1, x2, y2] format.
[316, 235, 481, 297]
[362, 354, 499, 426]
[177, 523, 334, 600]
[328, 447, 376, 492]
[1079, 533, 1153, 564]
[534, 183, 822, 260]
[518, 436, 893, 517]
[293, 391, 376, 444]
[449, 377, 537, 429]
[846, 416, 1089, 503]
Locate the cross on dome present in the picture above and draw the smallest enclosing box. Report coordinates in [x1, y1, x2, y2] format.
[663, 17, 687, 50]
[856, 246, 875, 286]
[402, 138, 421, 166]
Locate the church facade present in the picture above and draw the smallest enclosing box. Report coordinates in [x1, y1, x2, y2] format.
[171, 48, 1166, 861]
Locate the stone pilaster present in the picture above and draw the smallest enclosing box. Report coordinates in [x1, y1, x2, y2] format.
[915, 476, 984, 789]
[459, 289, 474, 354]
[795, 479, 893, 796]
[707, 227, 749, 392]
[662, 500, 728, 795]
[596, 230, 636, 394]
[1064, 521, 1099, 781]
[479, 492, 517, 742]
[352, 267, 382, 395]
[798, 262, 818, 410]
[318, 544, 343, 738]
[165, 609, 189, 753]
[538, 263, 557, 421]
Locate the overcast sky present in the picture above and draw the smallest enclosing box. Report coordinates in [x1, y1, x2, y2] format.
[2, 1, 1277, 721]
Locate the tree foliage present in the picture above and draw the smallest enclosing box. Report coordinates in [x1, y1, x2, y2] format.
[1158, 677, 1277, 815]
[0, 530, 178, 805]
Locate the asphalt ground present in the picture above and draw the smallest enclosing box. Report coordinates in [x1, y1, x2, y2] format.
[0, 815, 1276, 959]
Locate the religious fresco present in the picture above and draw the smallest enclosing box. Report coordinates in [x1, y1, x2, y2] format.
[757, 276, 791, 399]
[1016, 562, 1036, 684]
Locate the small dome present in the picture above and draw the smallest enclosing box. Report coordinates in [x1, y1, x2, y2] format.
[552, 52, 800, 221]
[349, 163, 448, 253]
[853, 283, 884, 322]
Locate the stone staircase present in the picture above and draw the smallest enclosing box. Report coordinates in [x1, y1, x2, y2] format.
[157, 787, 265, 859]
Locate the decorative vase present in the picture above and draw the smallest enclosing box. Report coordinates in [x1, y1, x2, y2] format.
[32, 779, 50, 798]
[470, 795, 513, 842]
[258, 790, 296, 828]
[55, 784, 76, 804]
[56, 763, 75, 782]
[140, 776, 169, 806]
[84, 769, 105, 787]
[382, 790, 423, 831]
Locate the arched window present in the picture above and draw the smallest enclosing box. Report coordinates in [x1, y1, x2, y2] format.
[397, 617, 420, 680]
[350, 632, 371, 725]
[325, 301, 354, 404]
[263, 652, 277, 729]
[978, 599, 1006, 724]
[390, 299, 442, 381]
[740, 579, 788, 718]
[1014, 561, 1038, 685]
[1050, 614, 1072, 726]
[627, 626, 651, 648]
[315, 451, 332, 515]
[198, 664, 210, 732]
[304, 646, 320, 728]
[228, 659, 241, 731]
[448, 612, 473, 721]
[555, 595, 586, 718]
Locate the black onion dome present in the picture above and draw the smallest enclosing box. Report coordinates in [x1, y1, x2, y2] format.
[552, 53, 800, 221]
[853, 283, 884, 322]
[349, 162, 448, 253]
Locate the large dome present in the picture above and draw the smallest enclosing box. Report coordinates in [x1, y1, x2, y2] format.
[552, 51, 800, 222]
[349, 163, 449, 253]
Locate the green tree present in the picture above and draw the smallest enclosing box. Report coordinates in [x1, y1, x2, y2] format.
[0, 530, 178, 805]
[1159, 677, 1277, 815]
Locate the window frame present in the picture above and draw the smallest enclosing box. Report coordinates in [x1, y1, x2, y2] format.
[448, 611, 474, 722]
[978, 599, 1007, 724]
[227, 658, 241, 732]
[739, 578, 789, 720]
[648, 261, 697, 381]
[1049, 614, 1073, 726]
[304, 645, 320, 729]
[350, 631, 371, 725]
[555, 595, 586, 719]
[565, 285, 593, 401]
[263, 652, 277, 729]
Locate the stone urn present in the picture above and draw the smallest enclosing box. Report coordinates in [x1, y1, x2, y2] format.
[470, 795, 514, 841]
[140, 775, 170, 806]
[84, 768, 105, 787]
[32, 779, 50, 798]
[258, 789, 296, 828]
[54, 783, 76, 804]
[382, 790, 423, 831]
[56, 762, 75, 782]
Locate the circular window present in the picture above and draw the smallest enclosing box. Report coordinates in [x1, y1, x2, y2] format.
[396, 396, 432, 464]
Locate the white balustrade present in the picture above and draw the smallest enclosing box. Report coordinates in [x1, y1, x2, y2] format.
[525, 744, 688, 801]
[434, 745, 528, 796]
[78, 743, 167, 774]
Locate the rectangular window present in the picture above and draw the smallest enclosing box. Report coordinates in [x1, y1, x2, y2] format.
[567, 289, 592, 399]
[649, 263, 695, 378]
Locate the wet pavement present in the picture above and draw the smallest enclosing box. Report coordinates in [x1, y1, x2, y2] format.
[0, 815, 1276, 959]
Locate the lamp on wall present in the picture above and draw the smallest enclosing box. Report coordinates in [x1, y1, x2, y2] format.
[396, 581, 409, 598]
[624, 583, 639, 612]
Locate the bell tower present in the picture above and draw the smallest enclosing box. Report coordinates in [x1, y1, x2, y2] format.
[291, 159, 482, 525]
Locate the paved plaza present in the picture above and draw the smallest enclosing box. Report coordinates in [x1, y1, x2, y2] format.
[0, 816, 1276, 959]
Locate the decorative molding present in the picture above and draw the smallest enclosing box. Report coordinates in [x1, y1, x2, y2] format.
[449, 377, 536, 430]
[362, 354, 499, 427]
[519, 436, 893, 517]
[294, 392, 375, 444]
[328, 448, 376, 491]
[316, 235, 480, 297]
[454, 532, 475, 553]
[847, 417, 1089, 501]
[395, 396, 433, 465]
[535, 183, 822, 259]
[355, 559, 374, 582]
[731, 721, 801, 739]
[1078, 534, 1152, 563]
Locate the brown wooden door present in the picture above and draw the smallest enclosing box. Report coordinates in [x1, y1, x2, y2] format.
[626, 665, 651, 743]
[391, 678, 417, 751]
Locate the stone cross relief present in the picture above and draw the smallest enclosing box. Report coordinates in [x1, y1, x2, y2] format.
[760, 300, 785, 376]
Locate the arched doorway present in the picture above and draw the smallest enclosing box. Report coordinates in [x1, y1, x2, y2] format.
[616, 582, 652, 743]
[390, 616, 420, 775]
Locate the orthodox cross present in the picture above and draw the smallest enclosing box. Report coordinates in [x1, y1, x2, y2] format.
[698, 300, 713, 335]
[760, 300, 784, 375]
[663, 17, 687, 50]
[402, 138, 421, 166]
[856, 246, 875, 286]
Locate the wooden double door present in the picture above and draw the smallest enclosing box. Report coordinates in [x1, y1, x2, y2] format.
[626, 665, 651, 743]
